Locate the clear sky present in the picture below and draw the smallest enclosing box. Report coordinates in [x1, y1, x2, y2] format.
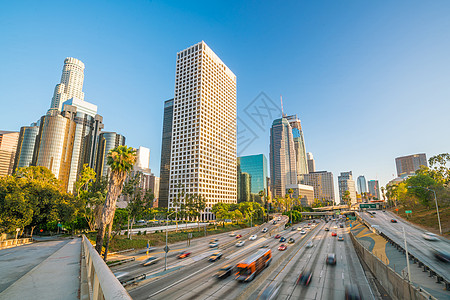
[1, 0, 450, 196]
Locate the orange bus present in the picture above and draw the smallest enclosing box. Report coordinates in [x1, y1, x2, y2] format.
[235, 248, 272, 282]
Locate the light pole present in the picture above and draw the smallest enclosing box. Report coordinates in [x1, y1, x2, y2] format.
[165, 211, 176, 271]
[408, 186, 442, 235]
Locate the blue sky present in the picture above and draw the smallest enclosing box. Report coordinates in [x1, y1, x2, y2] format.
[1, 0, 450, 194]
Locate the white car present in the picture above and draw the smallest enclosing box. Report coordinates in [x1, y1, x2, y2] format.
[422, 232, 439, 241]
[297, 227, 303, 231]
[300, 230, 306, 235]
[262, 228, 268, 233]
[306, 241, 314, 248]
[333, 225, 338, 229]
[236, 241, 245, 247]
[229, 232, 236, 237]
[209, 242, 219, 248]
[249, 235, 257, 240]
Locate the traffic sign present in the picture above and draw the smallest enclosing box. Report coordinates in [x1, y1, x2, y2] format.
[360, 204, 377, 209]
[188, 233, 193, 239]
[405, 210, 412, 214]
[164, 245, 170, 253]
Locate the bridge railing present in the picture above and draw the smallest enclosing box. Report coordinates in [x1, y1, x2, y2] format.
[0, 238, 32, 249]
[81, 235, 132, 300]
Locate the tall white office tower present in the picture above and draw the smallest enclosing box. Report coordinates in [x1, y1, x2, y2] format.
[285, 115, 308, 180]
[168, 41, 237, 220]
[50, 57, 85, 112]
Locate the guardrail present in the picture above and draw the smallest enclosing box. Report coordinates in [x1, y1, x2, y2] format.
[0, 238, 32, 249]
[80, 235, 132, 300]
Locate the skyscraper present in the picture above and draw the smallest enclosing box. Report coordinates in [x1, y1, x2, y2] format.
[307, 152, 315, 173]
[95, 132, 125, 179]
[368, 180, 380, 199]
[238, 154, 268, 195]
[270, 117, 297, 198]
[302, 171, 335, 204]
[0, 131, 19, 176]
[357, 175, 368, 194]
[338, 171, 357, 205]
[395, 153, 427, 177]
[50, 57, 85, 112]
[13, 124, 40, 171]
[159, 98, 174, 208]
[168, 42, 237, 219]
[286, 115, 308, 178]
[135, 146, 151, 171]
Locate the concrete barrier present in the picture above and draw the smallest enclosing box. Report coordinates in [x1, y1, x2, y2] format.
[81, 235, 132, 300]
[349, 230, 436, 300]
[0, 237, 32, 249]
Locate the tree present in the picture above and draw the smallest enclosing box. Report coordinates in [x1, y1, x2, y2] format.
[406, 174, 436, 207]
[74, 164, 96, 196]
[81, 176, 107, 231]
[95, 145, 136, 260]
[121, 173, 142, 239]
[342, 190, 351, 207]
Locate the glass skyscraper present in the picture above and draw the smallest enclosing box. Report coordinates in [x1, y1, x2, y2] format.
[158, 98, 174, 208]
[95, 132, 125, 179]
[286, 115, 308, 178]
[357, 175, 368, 194]
[238, 154, 268, 196]
[13, 124, 39, 170]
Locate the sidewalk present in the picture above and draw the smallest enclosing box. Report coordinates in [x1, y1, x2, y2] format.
[0, 237, 81, 300]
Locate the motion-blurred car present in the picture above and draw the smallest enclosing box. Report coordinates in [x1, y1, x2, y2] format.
[279, 237, 286, 242]
[142, 256, 160, 266]
[209, 242, 219, 248]
[260, 245, 269, 248]
[291, 227, 296, 231]
[209, 252, 223, 262]
[333, 225, 338, 229]
[432, 249, 450, 263]
[262, 228, 268, 233]
[331, 232, 337, 237]
[308, 223, 311, 226]
[273, 221, 277, 225]
[340, 224, 344, 228]
[235, 234, 242, 239]
[297, 270, 313, 286]
[249, 235, 257, 240]
[288, 238, 295, 244]
[260, 281, 281, 300]
[324, 227, 329, 231]
[274, 234, 281, 239]
[326, 253, 336, 265]
[306, 241, 314, 248]
[215, 265, 233, 279]
[278, 244, 287, 251]
[113, 271, 129, 283]
[177, 251, 191, 259]
[300, 230, 306, 235]
[423, 232, 439, 241]
[338, 235, 344, 241]
[390, 219, 397, 223]
[236, 241, 245, 247]
[297, 227, 303, 231]
[229, 232, 236, 237]
[345, 284, 362, 300]
[278, 217, 281, 221]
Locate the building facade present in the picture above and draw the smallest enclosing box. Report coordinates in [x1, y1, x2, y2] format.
[357, 175, 368, 194]
[13, 124, 39, 171]
[395, 153, 427, 177]
[285, 183, 314, 206]
[95, 132, 125, 179]
[338, 171, 357, 205]
[307, 152, 315, 173]
[368, 180, 380, 199]
[238, 154, 268, 196]
[158, 98, 174, 208]
[302, 171, 335, 204]
[286, 115, 308, 178]
[0, 131, 19, 176]
[270, 117, 297, 198]
[135, 146, 151, 171]
[168, 41, 237, 220]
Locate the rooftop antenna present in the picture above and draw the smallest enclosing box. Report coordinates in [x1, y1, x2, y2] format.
[280, 95, 285, 117]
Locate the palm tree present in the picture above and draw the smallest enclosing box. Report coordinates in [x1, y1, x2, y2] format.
[95, 146, 136, 258]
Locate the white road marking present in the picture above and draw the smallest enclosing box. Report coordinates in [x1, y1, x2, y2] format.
[342, 272, 344, 279]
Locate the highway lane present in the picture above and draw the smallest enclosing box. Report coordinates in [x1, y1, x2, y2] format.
[251, 219, 374, 300]
[358, 210, 450, 282]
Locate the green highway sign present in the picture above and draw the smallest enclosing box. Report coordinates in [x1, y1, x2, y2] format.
[405, 210, 412, 214]
[360, 204, 377, 209]
[335, 210, 340, 215]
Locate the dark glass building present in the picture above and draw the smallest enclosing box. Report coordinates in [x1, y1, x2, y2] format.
[95, 132, 125, 179]
[13, 124, 39, 171]
[238, 154, 268, 197]
[158, 98, 174, 208]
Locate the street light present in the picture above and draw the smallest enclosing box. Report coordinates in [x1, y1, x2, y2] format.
[407, 186, 442, 235]
[165, 211, 176, 271]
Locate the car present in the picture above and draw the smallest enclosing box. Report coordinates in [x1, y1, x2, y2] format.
[235, 234, 242, 239]
[326, 253, 336, 265]
[215, 265, 234, 279]
[273, 221, 277, 225]
[297, 270, 313, 286]
[339, 224, 344, 228]
[113, 271, 129, 283]
[210, 238, 219, 242]
[279, 237, 286, 242]
[278, 244, 287, 251]
[229, 232, 236, 237]
[262, 228, 268, 233]
[209, 252, 223, 262]
[304, 226, 311, 230]
[423, 232, 439, 241]
[372, 212, 376, 214]
[306, 241, 314, 248]
[278, 217, 281, 221]
[432, 249, 450, 263]
[142, 256, 160, 266]
[209, 242, 219, 248]
[288, 238, 295, 244]
[300, 230, 306, 235]
[333, 225, 338, 229]
[297, 227, 303, 231]
[312, 220, 316, 223]
[331, 232, 337, 237]
[274, 234, 281, 239]
[260, 245, 269, 248]
[324, 227, 329, 231]
[177, 251, 191, 259]
[249, 235, 257, 240]
[260, 281, 281, 300]
[391, 219, 397, 223]
[345, 284, 362, 300]
[291, 227, 296, 231]
[337, 235, 344, 241]
[308, 223, 311, 226]
[236, 241, 245, 247]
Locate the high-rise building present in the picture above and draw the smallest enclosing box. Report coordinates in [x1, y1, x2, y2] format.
[33, 108, 77, 190]
[307, 152, 315, 173]
[302, 171, 335, 204]
[158, 98, 174, 208]
[13, 124, 40, 171]
[50, 57, 85, 112]
[0, 131, 20, 176]
[238, 154, 268, 196]
[357, 175, 368, 194]
[270, 117, 297, 198]
[338, 171, 357, 205]
[95, 132, 125, 179]
[395, 153, 427, 177]
[286, 115, 308, 179]
[285, 184, 315, 206]
[168, 42, 237, 220]
[238, 172, 252, 203]
[368, 180, 380, 199]
[135, 146, 151, 171]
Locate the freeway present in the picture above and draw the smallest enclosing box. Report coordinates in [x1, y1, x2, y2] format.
[358, 210, 450, 284]
[250, 219, 375, 300]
